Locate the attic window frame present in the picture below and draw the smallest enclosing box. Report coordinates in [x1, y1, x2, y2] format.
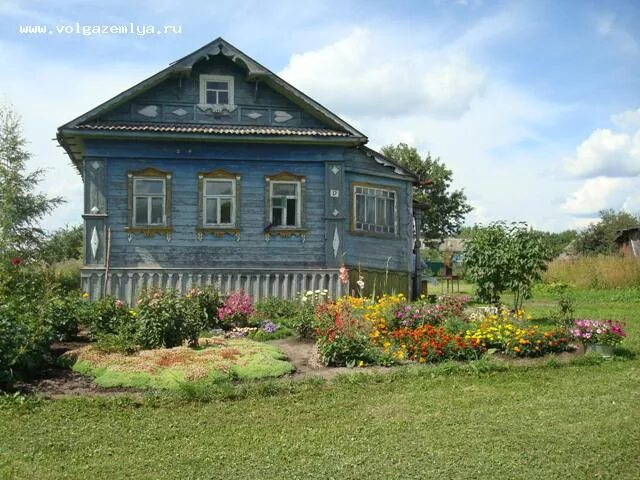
[199, 74, 235, 106]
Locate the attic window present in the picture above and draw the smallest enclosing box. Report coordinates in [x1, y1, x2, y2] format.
[199, 74, 234, 105]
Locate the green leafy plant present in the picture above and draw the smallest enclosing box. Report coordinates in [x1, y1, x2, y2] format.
[464, 221, 550, 309]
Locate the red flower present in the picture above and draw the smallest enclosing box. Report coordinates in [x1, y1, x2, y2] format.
[11, 257, 22, 267]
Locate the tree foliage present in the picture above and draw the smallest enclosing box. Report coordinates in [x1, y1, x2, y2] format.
[464, 222, 550, 309]
[574, 209, 640, 256]
[381, 143, 472, 242]
[0, 104, 62, 263]
[37, 225, 83, 264]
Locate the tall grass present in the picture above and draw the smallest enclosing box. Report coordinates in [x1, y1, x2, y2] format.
[543, 255, 640, 288]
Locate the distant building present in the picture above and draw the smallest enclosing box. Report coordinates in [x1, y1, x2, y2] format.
[614, 226, 640, 257]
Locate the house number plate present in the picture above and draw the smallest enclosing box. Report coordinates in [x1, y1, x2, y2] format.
[330, 189, 340, 197]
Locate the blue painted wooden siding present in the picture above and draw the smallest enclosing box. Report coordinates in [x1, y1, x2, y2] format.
[101, 55, 327, 129]
[106, 158, 325, 268]
[85, 140, 414, 273]
[342, 172, 413, 273]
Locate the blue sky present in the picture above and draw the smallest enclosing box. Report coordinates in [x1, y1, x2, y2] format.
[1, 0, 639, 232]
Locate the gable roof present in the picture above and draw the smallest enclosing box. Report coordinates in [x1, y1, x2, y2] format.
[59, 37, 366, 138]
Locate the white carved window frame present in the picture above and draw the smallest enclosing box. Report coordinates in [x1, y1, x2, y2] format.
[202, 178, 237, 227]
[132, 176, 167, 227]
[269, 180, 302, 228]
[199, 74, 235, 106]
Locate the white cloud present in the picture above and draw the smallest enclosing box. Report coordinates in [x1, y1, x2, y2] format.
[612, 107, 640, 131]
[564, 127, 640, 178]
[561, 177, 636, 216]
[280, 28, 486, 119]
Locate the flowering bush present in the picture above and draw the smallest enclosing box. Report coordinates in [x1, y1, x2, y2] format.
[465, 306, 570, 357]
[389, 325, 483, 362]
[503, 329, 570, 357]
[184, 287, 223, 330]
[315, 301, 378, 366]
[570, 319, 626, 346]
[219, 291, 254, 327]
[393, 295, 471, 329]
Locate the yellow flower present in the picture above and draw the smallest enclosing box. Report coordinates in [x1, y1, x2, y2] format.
[82, 292, 89, 299]
[358, 360, 365, 368]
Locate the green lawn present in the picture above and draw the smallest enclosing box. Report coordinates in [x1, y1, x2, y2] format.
[1, 288, 639, 479]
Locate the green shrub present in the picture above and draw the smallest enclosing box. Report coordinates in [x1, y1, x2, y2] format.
[136, 289, 209, 349]
[88, 296, 134, 339]
[95, 331, 139, 354]
[42, 291, 88, 341]
[254, 297, 300, 324]
[52, 259, 81, 293]
[0, 264, 58, 387]
[185, 287, 223, 330]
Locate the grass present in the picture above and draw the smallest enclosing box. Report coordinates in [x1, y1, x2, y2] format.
[0, 287, 639, 479]
[67, 338, 294, 389]
[543, 255, 640, 289]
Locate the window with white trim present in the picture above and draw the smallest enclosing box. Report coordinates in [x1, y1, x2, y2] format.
[353, 185, 397, 234]
[133, 178, 166, 226]
[270, 181, 301, 227]
[203, 179, 236, 226]
[199, 74, 234, 105]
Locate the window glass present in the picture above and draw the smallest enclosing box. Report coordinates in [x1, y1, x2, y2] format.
[205, 180, 233, 196]
[220, 199, 232, 224]
[353, 185, 396, 234]
[205, 198, 218, 224]
[135, 197, 147, 225]
[273, 183, 297, 196]
[150, 197, 164, 224]
[286, 199, 297, 226]
[135, 179, 163, 195]
[207, 81, 228, 90]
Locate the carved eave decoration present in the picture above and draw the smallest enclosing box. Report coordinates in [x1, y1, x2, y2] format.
[129, 167, 171, 179]
[265, 172, 306, 183]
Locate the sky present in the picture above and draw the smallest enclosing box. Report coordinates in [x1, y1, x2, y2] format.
[0, 0, 639, 232]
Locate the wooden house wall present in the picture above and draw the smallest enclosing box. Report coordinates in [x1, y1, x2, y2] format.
[100, 56, 327, 129]
[83, 139, 415, 277]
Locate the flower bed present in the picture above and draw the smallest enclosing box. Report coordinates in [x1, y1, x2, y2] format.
[313, 294, 580, 366]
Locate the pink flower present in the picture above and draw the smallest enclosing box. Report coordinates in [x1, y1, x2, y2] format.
[339, 265, 349, 284]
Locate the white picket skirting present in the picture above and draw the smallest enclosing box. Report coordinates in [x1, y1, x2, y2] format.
[81, 268, 347, 304]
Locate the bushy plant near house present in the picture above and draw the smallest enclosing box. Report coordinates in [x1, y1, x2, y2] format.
[254, 297, 300, 324]
[184, 287, 223, 330]
[314, 301, 378, 366]
[0, 263, 60, 386]
[219, 291, 254, 328]
[464, 221, 550, 309]
[88, 296, 135, 339]
[136, 289, 208, 349]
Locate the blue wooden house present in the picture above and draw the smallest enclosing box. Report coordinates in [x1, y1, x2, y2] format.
[57, 38, 423, 303]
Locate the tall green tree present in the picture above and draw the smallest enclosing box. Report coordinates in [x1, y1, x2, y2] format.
[464, 222, 550, 309]
[381, 143, 472, 242]
[574, 209, 640, 255]
[0, 104, 62, 263]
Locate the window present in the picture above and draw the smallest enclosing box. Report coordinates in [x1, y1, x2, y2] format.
[265, 173, 306, 233]
[203, 179, 235, 226]
[199, 75, 234, 105]
[353, 184, 397, 234]
[270, 182, 300, 227]
[133, 177, 166, 226]
[197, 170, 241, 235]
